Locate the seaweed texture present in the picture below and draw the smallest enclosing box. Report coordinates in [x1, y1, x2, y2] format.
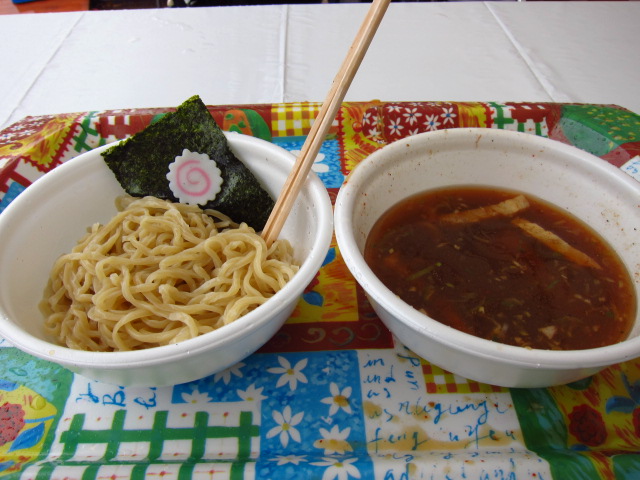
[102, 95, 274, 231]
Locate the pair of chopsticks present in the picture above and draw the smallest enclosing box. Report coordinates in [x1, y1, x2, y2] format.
[261, 0, 391, 246]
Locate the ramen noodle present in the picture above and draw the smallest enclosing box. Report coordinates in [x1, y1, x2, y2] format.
[40, 196, 298, 352]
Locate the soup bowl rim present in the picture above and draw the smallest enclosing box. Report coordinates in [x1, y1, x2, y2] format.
[335, 127, 640, 371]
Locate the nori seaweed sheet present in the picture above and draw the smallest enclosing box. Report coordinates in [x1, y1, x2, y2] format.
[101, 95, 274, 231]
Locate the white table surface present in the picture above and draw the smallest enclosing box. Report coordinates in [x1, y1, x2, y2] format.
[1, 1, 639, 130]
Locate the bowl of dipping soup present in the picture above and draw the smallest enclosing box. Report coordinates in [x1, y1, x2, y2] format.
[334, 128, 640, 388]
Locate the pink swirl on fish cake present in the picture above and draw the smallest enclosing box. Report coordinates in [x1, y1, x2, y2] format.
[167, 149, 223, 205]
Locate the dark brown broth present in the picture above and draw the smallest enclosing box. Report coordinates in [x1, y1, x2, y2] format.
[364, 186, 636, 350]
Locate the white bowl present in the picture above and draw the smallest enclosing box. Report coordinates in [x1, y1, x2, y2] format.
[0, 132, 333, 387]
[335, 128, 640, 388]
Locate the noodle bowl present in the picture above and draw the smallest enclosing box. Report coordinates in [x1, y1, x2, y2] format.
[40, 196, 298, 352]
[0, 132, 333, 386]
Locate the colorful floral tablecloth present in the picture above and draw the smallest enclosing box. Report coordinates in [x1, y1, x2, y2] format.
[1, 101, 639, 480]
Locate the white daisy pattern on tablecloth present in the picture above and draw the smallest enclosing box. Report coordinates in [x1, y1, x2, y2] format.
[403, 107, 422, 125]
[270, 454, 308, 466]
[311, 457, 361, 480]
[367, 126, 381, 138]
[213, 362, 245, 385]
[236, 383, 267, 402]
[180, 390, 212, 404]
[267, 356, 309, 391]
[424, 114, 441, 131]
[266, 406, 304, 448]
[290, 149, 329, 174]
[388, 119, 404, 137]
[440, 106, 457, 125]
[314, 425, 353, 455]
[273, 138, 344, 188]
[362, 110, 376, 125]
[320, 382, 353, 416]
[172, 351, 366, 479]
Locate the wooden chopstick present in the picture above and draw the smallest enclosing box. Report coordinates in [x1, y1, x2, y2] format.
[261, 0, 391, 245]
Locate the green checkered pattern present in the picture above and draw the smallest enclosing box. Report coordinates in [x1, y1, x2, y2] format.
[28, 410, 259, 480]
